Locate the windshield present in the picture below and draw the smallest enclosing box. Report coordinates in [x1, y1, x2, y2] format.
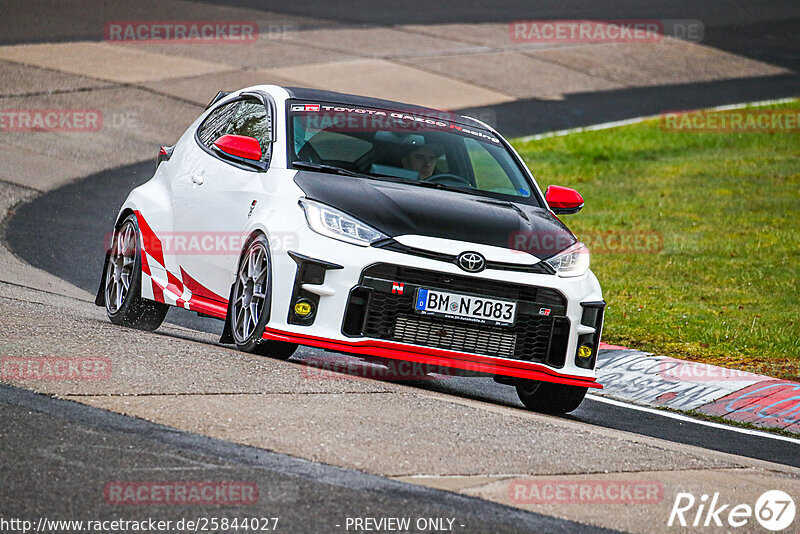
[288, 101, 539, 204]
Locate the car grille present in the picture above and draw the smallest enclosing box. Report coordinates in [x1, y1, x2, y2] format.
[343, 264, 570, 366]
[373, 239, 555, 274]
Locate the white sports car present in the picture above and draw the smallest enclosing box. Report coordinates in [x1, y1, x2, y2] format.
[96, 86, 605, 413]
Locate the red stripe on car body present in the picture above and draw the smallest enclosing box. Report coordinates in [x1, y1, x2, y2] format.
[134, 210, 164, 266]
[262, 327, 601, 388]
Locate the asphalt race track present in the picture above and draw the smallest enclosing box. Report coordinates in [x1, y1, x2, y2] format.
[2, 2, 799, 136]
[6, 161, 799, 468]
[1, 384, 610, 534]
[2, 1, 799, 532]
[208, 0, 800, 136]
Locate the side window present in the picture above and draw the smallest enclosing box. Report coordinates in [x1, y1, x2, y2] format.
[197, 101, 240, 149]
[224, 99, 272, 162]
[464, 138, 531, 196]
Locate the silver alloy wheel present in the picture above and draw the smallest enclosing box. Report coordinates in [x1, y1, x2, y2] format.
[232, 240, 269, 342]
[105, 220, 136, 314]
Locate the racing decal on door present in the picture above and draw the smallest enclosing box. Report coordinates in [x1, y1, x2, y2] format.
[134, 210, 228, 319]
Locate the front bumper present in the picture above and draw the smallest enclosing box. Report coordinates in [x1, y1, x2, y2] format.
[264, 229, 604, 389]
[263, 327, 601, 388]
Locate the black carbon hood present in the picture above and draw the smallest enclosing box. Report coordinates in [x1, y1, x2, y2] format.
[294, 171, 577, 259]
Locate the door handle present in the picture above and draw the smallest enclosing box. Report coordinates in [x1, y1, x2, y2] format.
[191, 174, 204, 185]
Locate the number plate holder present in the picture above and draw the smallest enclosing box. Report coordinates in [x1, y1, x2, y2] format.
[414, 288, 517, 327]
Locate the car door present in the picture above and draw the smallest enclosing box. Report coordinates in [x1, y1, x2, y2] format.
[170, 95, 274, 305]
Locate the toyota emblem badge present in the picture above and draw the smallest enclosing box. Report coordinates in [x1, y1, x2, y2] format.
[457, 252, 486, 273]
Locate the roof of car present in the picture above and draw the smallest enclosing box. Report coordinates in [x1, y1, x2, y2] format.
[282, 86, 487, 129]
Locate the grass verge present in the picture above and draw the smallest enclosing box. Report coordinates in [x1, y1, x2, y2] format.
[513, 100, 800, 380]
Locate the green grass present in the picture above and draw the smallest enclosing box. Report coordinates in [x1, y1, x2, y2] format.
[512, 100, 800, 380]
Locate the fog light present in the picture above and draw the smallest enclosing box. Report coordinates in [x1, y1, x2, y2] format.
[294, 299, 314, 318]
[577, 344, 593, 360]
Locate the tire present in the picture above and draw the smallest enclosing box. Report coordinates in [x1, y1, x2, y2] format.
[230, 234, 297, 360]
[515, 379, 588, 414]
[104, 214, 169, 331]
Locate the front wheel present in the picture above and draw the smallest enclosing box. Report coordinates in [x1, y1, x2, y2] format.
[230, 235, 297, 360]
[104, 214, 168, 330]
[515, 379, 587, 414]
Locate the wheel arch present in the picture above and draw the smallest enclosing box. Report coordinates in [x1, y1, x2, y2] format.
[115, 207, 136, 229]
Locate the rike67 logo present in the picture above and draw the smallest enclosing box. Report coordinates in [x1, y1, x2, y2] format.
[668, 490, 795, 531]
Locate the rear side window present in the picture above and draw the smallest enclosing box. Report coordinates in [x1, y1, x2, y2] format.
[224, 100, 272, 162]
[196, 97, 273, 165]
[197, 101, 239, 148]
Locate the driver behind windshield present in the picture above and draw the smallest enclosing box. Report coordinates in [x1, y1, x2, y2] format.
[401, 145, 437, 180]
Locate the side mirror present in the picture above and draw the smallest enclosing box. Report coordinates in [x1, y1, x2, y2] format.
[545, 185, 584, 214]
[213, 134, 262, 161]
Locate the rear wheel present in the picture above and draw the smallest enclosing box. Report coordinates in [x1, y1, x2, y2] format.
[230, 235, 297, 359]
[104, 215, 168, 330]
[515, 379, 587, 414]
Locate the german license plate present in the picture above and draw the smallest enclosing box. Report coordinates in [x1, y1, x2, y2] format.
[414, 288, 516, 326]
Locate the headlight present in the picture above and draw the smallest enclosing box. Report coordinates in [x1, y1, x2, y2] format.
[299, 199, 386, 246]
[545, 241, 590, 277]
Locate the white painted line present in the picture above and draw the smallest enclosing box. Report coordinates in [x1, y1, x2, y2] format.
[518, 116, 660, 141]
[401, 473, 528, 480]
[587, 393, 800, 445]
[703, 97, 799, 112]
[517, 96, 800, 142]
